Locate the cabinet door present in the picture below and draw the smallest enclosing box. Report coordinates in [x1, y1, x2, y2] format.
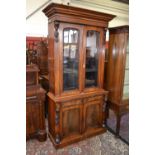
[60, 24, 83, 94]
[82, 27, 105, 91]
[83, 96, 103, 132]
[60, 100, 83, 139]
[26, 99, 40, 136]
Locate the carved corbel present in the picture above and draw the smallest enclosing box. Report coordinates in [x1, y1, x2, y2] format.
[54, 21, 59, 42]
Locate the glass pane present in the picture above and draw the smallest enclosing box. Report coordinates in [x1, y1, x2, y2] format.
[126, 39, 129, 53]
[124, 70, 129, 85]
[123, 85, 129, 99]
[123, 39, 129, 99]
[64, 31, 69, 43]
[85, 30, 99, 88]
[68, 30, 78, 43]
[125, 53, 129, 69]
[63, 29, 79, 91]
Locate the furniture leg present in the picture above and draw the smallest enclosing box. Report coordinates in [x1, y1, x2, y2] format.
[116, 114, 121, 137]
[105, 102, 109, 126]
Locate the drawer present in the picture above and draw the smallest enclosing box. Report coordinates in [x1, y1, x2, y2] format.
[62, 99, 82, 108]
[83, 95, 103, 103]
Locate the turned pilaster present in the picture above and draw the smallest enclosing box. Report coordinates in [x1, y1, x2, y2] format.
[55, 103, 60, 144]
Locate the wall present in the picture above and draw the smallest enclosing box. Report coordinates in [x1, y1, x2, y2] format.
[26, 0, 128, 37]
[26, 0, 50, 36]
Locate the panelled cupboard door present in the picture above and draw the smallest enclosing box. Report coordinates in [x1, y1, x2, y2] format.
[59, 23, 84, 95]
[59, 98, 103, 140]
[26, 100, 40, 136]
[60, 101, 83, 139]
[82, 27, 105, 92]
[83, 97, 103, 132]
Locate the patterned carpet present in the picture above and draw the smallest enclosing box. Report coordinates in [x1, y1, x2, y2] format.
[26, 110, 129, 155]
[26, 130, 128, 155]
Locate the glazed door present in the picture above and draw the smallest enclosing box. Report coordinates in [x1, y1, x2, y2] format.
[82, 27, 105, 91]
[60, 23, 84, 95]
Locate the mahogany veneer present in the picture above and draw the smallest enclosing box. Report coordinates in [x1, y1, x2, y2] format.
[43, 3, 115, 148]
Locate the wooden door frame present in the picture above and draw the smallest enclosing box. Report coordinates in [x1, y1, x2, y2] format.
[59, 23, 84, 96]
[82, 26, 105, 93]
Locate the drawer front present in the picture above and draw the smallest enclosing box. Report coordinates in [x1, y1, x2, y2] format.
[61, 99, 82, 108]
[83, 95, 103, 103]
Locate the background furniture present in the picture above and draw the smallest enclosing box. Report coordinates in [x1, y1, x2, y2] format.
[43, 3, 115, 148]
[104, 26, 129, 136]
[26, 37, 49, 118]
[39, 74, 49, 118]
[36, 40, 48, 75]
[26, 40, 38, 65]
[36, 40, 49, 118]
[26, 38, 48, 75]
[26, 64, 47, 141]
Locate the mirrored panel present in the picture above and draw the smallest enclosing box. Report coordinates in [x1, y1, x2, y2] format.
[63, 29, 79, 91]
[85, 31, 99, 88]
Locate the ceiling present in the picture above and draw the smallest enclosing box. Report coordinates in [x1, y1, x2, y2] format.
[112, 0, 129, 4]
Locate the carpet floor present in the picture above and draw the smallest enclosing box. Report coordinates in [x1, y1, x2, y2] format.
[27, 110, 129, 155]
[27, 108, 129, 155]
[107, 110, 129, 143]
[26, 130, 128, 155]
